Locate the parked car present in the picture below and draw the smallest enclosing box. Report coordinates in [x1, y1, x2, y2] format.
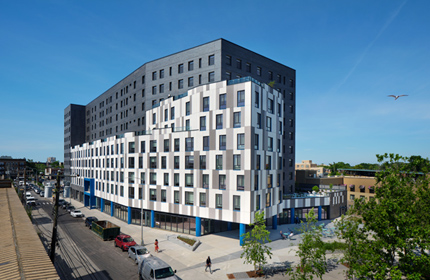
[62, 201, 70, 209]
[34, 188, 40, 194]
[128, 245, 150, 265]
[25, 192, 32, 199]
[40, 191, 44, 197]
[66, 205, 75, 213]
[114, 234, 137, 251]
[84, 217, 98, 229]
[27, 197, 36, 206]
[138, 256, 177, 280]
[70, 210, 84, 218]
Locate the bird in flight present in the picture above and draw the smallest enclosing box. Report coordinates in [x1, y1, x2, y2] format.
[388, 95, 408, 100]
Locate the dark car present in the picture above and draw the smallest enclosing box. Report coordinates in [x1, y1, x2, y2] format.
[85, 217, 98, 229]
[62, 201, 70, 209]
[66, 205, 75, 213]
[114, 234, 137, 251]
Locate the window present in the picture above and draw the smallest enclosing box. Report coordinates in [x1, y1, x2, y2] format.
[216, 155, 223, 170]
[128, 172, 135, 183]
[164, 139, 169, 152]
[174, 191, 179, 204]
[178, 79, 183, 89]
[226, 71, 231, 80]
[237, 90, 245, 107]
[159, 84, 164, 93]
[255, 91, 259, 108]
[129, 187, 135, 199]
[267, 174, 273, 188]
[178, 64, 184, 74]
[150, 189, 156, 201]
[236, 59, 242, 69]
[256, 155, 261, 170]
[200, 193, 207, 207]
[149, 157, 157, 169]
[233, 155, 241, 170]
[208, 55, 215, 65]
[216, 114, 223, 129]
[162, 173, 169, 186]
[233, 195, 240, 211]
[257, 66, 262, 76]
[185, 102, 190, 116]
[219, 94, 226, 109]
[185, 174, 193, 188]
[219, 135, 226, 150]
[199, 74, 202, 84]
[174, 173, 179, 186]
[246, 62, 251, 72]
[142, 75, 145, 84]
[128, 157, 135, 168]
[350, 194, 355, 200]
[237, 175, 244, 191]
[170, 107, 175, 120]
[128, 142, 135, 153]
[268, 98, 274, 114]
[200, 116, 206, 131]
[185, 192, 194, 205]
[174, 139, 180, 152]
[200, 155, 206, 169]
[150, 172, 157, 185]
[233, 112, 241, 128]
[185, 156, 194, 169]
[185, 137, 194, 151]
[174, 156, 179, 169]
[120, 185, 124, 196]
[152, 113, 156, 125]
[203, 97, 209, 112]
[140, 172, 145, 184]
[161, 156, 166, 169]
[150, 140, 157, 152]
[254, 134, 259, 150]
[152, 86, 157, 95]
[266, 192, 271, 207]
[237, 134, 245, 150]
[268, 137, 273, 151]
[226, 55, 231, 66]
[256, 195, 260, 210]
[152, 71, 157, 80]
[161, 189, 167, 202]
[203, 136, 209, 151]
[254, 174, 259, 190]
[188, 60, 194, 71]
[266, 116, 272, 131]
[159, 69, 164, 79]
[208, 72, 215, 82]
[216, 194, 222, 208]
[257, 113, 262, 129]
[266, 155, 271, 170]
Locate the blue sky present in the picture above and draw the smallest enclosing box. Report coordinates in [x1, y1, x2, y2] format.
[1, 0, 429, 165]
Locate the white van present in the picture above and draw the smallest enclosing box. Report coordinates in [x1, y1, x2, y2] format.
[138, 256, 177, 280]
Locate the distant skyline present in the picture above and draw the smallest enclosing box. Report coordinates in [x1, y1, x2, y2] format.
[1, 0, 429, 165]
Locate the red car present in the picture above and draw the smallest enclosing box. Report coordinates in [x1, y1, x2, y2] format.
[114, 234, 137, 251]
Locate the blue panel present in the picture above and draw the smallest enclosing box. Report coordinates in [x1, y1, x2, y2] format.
[128, 206, 132, 224]
[111, 201, 114, 216]
[227, 222, 232, 231]
[100, 198, 104, 213]
[272, 215, 278, 229]
[291, 208, 295, 224]
[239, 224, 246, 246]
[151, 210, 155, 228]
[196, 217, 201, 237]
[318, 206, 322, 221]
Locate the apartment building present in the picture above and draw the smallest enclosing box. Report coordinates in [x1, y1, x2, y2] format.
[64, 39, 296, 193]
[70, 78, 285, 240]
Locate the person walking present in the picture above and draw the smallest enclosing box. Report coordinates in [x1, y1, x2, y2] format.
[155, 239, 159, 253]
[205, 256, 212, 274]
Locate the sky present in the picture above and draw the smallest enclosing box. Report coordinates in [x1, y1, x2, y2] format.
[0, 0, 429, 165]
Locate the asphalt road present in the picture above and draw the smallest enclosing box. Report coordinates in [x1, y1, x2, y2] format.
[33, 191, 140, 280]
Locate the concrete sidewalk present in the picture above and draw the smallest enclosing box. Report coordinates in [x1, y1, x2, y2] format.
[69, 198, 347, 279]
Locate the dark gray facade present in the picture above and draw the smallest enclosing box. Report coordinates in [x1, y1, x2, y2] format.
[64, 38, 296, 193]
[64, 104, 85, 177]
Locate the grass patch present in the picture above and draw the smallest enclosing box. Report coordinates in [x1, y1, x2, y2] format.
[177, 235, 196, 246]
[316, 241, 348, 253]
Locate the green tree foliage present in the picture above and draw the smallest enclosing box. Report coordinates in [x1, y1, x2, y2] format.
[240, 211, 272, 273]
[312, 186, 319, 192]
[288, 209, 327, 280]
[337, 153, 430, 279]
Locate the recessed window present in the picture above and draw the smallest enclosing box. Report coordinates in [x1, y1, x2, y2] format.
[216, 155, 223, 170]
[188, 61, 194, 71]
[161, 156, 167, 169]
[185, 174, 193, 188]
[161, 189, 167, 202]
[226, 55, 231, 66]
[216, 194, 222, 208]
[150, 140, 157, 152]
[160, 69, 164, 79]
[159, 84, 164, 94]
[200, 156, 206, 170]
[246, 63, 251, 73]
[185, 191, 194, 205]
[236, 59, 242, 69]
[219, 135, 226, 150]
[174, 139, 180, 152]
[216, 114, 223, 129]
[268, 137, 273, 152]
[257, 113, 262, 129]
[185, 137, 194, 152]
[200, 116, 206, 131]
[233, 112, 241, 128]
[237, 134, 245, 150]
[233, 155, 241, 170]
[174, 190, 179, 204]
[233, 195, 241, 211]
[185, 156, 194, 169]
[152, 86, 157, 95]
[208, 55, 215, 66]
[226, 71, 232, 80]
[203, 97, 209, 112]
[150, 189, 156, 201]
[149, 157, 157, 169]
[150, 172, 157, 185]
[266, 192, 271, 207]
[188, 77, 194, 87]
[170, 107, 175, 120]
[219, 94, 226, 109]
[256, 155, 261, 170]
[237, 90, 245, 107]
[186, 102, 190, 116]
[174, 174, 179, 186]
[174, 156, 179, 169]
[152, 71, 157, 80]
[208, 72, 215, 83]
[219, 175, 226, 190]
[178, 64, 184, 74]
[203, 136, 209, 151]
[266, 116, 272, 131]
[257, 67, 262, 76]
[178, 79, 184, 89]
[200, 193, 207, 207]
[254, 134, 259, 150]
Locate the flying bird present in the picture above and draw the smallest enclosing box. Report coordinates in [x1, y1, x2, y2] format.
[388, 95, 408, 100]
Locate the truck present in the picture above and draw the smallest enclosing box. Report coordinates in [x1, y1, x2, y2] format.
[91, 220, 121, 241]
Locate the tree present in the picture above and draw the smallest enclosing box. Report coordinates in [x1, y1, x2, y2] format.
[288, 209, 327, 280]
[240, 211, 272, 273]
[337, 153, 430, 279]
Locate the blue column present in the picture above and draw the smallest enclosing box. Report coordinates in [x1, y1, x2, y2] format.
[151, 210, 155, 228]
[290, 208, 295, 224]
[227, 222, 232, 231]
[272, 215, 278, 230]
[239, 223, 246, 246]
[318, 206, 322, 221]
[128, 206, 132, 224]
[100, 198, 104, 213]
[110, 201, 114, 217]
[196, 217, 201, 237]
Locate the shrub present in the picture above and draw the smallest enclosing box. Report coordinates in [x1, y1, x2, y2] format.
[312, 186, 319, 192]
[177, 235, 196, 246]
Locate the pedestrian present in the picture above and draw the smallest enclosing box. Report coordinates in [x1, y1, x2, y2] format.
[155, 239, 159, 253]
[205, 256, 212, 274]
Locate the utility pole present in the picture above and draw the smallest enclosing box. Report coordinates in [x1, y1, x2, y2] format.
[49, 171, 62, 263]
